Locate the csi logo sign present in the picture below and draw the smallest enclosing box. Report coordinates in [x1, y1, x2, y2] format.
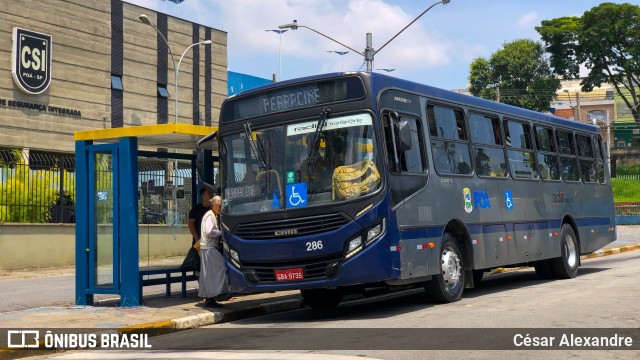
[12, 28, 52, 94]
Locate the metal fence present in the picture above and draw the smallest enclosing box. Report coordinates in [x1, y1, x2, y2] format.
[612, 174, 640, 215]
[0, 149, 75, 223]
[0, 149, 199, 224]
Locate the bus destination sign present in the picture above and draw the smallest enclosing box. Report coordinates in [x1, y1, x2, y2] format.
[262, 86, 321, 114]
[223, 77, 365, 122]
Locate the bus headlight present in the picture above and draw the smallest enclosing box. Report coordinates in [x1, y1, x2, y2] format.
[223, 241, 241, 268]
[366, 218, 385, 245]
[345, 236, 363, 259]
[229, 248, 240, 265]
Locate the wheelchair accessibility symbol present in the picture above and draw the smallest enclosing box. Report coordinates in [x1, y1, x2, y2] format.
[286, 183, 307, 208]
[504, 190, 514, 210]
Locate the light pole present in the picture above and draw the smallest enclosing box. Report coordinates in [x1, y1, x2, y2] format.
[279, 0, 451, 72]
[265, 29, 288, 81]
[327, 51, 349, 72]
[140, 14, 212, 123]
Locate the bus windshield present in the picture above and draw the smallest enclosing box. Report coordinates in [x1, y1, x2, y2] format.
[221, 113, 382, 215]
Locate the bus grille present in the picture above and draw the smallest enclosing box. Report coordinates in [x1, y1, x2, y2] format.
[242, 253, 343, 283]
[234, 213, 350, 240]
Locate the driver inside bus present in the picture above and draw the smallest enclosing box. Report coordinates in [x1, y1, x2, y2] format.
[299, 133, 329, 187]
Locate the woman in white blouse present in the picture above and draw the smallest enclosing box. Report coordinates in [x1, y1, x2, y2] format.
[199, 195, 228, 307]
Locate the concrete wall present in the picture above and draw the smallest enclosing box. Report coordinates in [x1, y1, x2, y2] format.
[611, 148, 640, 168]
[0, 223, 191, 270]
[0, 0, 227, 152]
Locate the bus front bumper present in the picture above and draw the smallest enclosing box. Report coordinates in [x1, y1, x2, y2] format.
[225, 237, 395, 293]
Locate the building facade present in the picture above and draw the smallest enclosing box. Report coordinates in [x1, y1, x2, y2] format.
[551, 79, 615, 149]
[0, 0, 227, 155]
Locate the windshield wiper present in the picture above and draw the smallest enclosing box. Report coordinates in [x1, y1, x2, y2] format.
[308, 107, 331, 162]
[243, 123, 267, 169]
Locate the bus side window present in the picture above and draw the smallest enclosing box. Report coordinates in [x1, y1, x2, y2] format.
[428, 104, 471, 175]
[577, 133, 597, 183]
[556, 130, 580, 182]
[593, 135, 606, 183]
[469, 113, 506, 177]
[505, 119, 537, 180]
[534, 125, 560, 181]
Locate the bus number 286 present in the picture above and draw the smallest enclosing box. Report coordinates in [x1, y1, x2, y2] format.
[306, 241, 323, 251]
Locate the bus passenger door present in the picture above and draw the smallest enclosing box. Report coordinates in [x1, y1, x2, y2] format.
[383, 110, 430, 279]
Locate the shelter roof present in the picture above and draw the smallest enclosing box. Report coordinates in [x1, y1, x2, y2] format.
[74, 124, 217, 150]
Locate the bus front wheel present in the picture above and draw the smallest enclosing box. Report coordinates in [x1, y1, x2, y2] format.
[301, 288, 342, 310]
[550, 224, 579, 279]
[425, 234, 465, 303]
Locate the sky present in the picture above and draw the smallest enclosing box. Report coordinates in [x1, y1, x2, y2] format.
[124, 0, 630, 91]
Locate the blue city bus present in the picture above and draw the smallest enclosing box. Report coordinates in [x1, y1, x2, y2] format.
[202, 72, 616, 309]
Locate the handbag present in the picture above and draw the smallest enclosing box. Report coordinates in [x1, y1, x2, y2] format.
[332, 159, 381, 200]
[180, 245, 201, 272]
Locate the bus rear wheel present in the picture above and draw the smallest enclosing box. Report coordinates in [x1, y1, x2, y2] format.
[301, 288, 342, 310]
[425, 234, 465, 303]
[550, 224, 579, 279]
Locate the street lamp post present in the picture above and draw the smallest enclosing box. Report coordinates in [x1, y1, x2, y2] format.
[265, 29, 288, 81]
[327, 51, 349, 72]
[139, 14, 212, 123]
[279, 0, 451, 72]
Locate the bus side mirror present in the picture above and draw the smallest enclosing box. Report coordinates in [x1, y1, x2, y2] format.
[398, 120, 413, 151]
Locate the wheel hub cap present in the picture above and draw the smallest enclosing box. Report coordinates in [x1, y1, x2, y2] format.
[442, 247, 461, 288]
[565, 235, 577, 267]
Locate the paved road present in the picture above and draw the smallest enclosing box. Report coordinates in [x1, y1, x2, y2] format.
[0, 226, 637, 313]
[35, 250, 640, 359]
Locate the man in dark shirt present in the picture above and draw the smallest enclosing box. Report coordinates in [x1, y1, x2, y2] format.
[188, 187, 214, 246]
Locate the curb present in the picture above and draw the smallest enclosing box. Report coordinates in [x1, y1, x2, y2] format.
[117, 298, 303, 335]
[0, 300, 303, 359]
[581, 244, 640, 259]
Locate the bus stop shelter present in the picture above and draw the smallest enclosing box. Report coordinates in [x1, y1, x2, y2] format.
[74, 124, 217, 307]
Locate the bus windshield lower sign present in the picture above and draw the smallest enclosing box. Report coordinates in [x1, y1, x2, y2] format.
[275, 268, 304, 282]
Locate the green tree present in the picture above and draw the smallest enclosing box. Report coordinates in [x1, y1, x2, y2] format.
[468, 39, 560, 112]
[536, 2, 640, 122]
[0, 150, 75, 223]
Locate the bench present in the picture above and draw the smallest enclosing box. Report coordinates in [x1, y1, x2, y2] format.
[139, 266, 198, 300]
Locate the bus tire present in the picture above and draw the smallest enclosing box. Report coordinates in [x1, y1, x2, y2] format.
[550, 224, 579, 279]
[425, 234, 465, 303]
[301, 288, 342, 310]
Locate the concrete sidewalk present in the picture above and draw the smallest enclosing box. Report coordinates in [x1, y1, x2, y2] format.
[0, 290, 304, 331]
